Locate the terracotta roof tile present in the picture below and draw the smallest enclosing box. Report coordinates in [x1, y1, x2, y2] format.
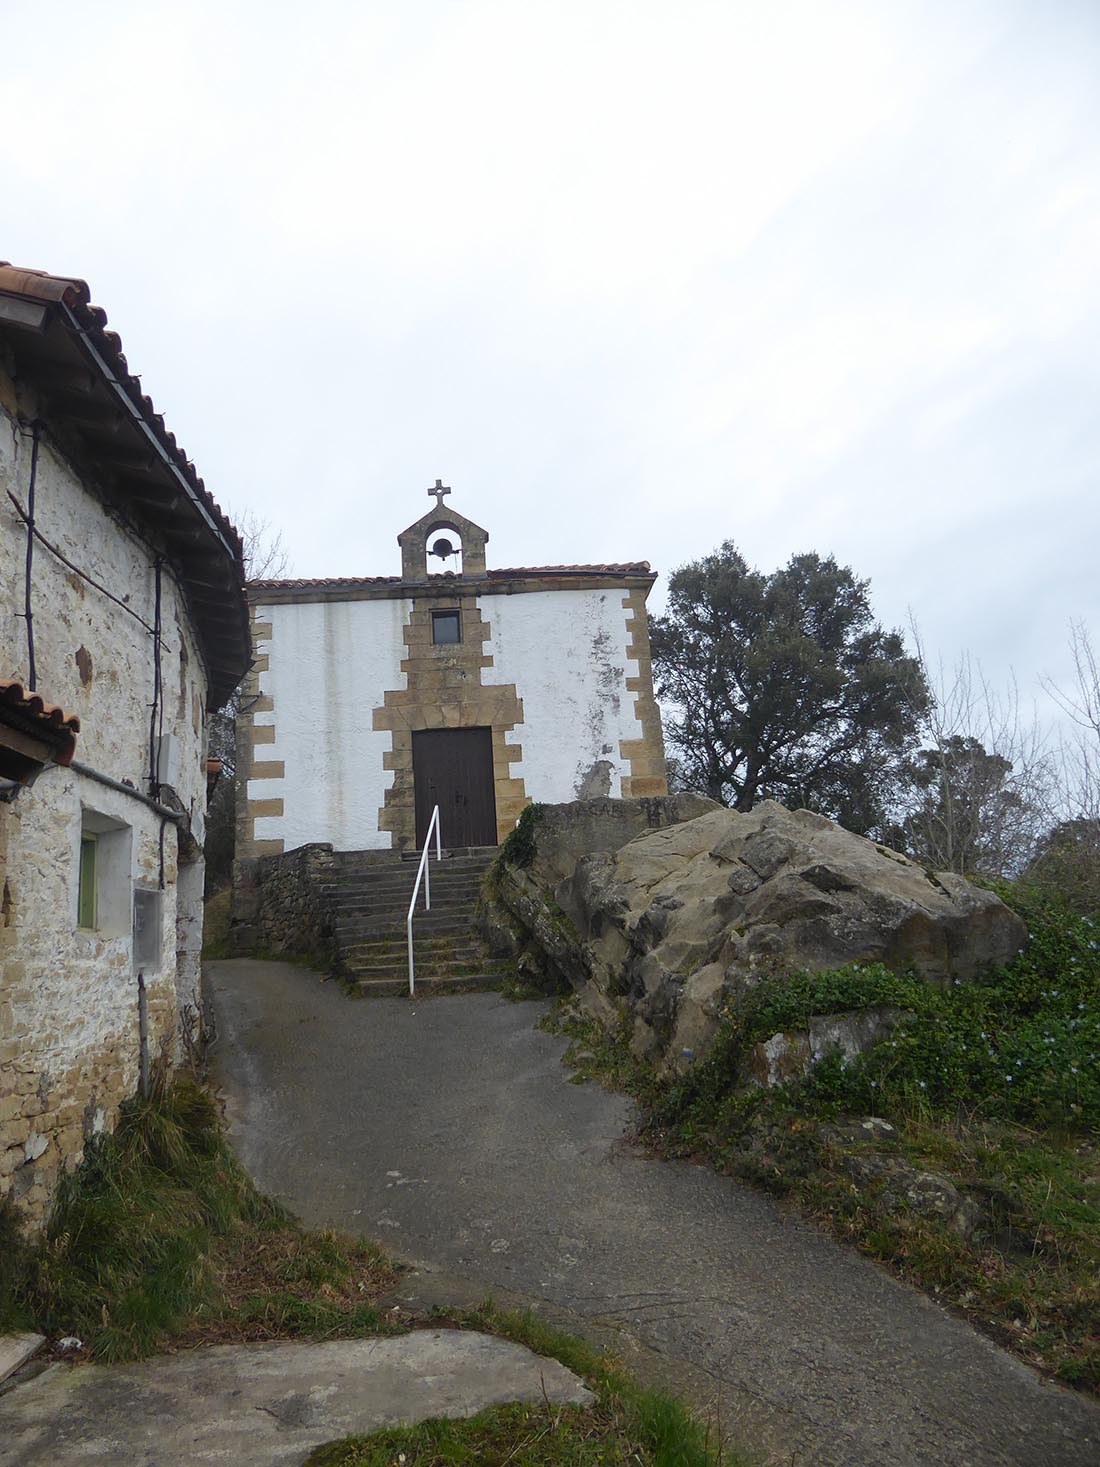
[0, 263, 87, 306]
[250, 576, 401, 590]
[0, 678, 80, 765]
[487, 562, 652, 577]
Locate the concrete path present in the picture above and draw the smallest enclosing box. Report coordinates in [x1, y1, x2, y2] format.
[0, 1332, 591, 1465]
[208, 959, 1100, 1467]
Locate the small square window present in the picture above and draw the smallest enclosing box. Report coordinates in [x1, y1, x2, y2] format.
[431, 609, 461, 645]
[78, 808, 132, 935]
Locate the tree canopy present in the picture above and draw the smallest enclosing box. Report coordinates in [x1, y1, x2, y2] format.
[894, 735, 1041, 877]
[650, 542, 929, 831]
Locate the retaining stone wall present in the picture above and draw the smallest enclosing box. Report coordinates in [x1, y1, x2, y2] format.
[230, 844, 340, 968]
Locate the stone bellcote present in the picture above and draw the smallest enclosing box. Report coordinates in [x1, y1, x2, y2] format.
[397, 483, 489, 581]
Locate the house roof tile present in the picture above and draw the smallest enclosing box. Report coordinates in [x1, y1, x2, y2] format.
[0, 263, 250, 708]
[0, 678, 80, 765]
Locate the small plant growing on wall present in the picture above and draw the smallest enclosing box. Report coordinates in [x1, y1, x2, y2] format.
[498, 802, 546, 870]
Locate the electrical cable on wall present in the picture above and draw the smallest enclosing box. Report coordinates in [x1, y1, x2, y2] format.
[19, 422, 41, 689]
[149, 558, 164, 796]
[6, 418, 222, 722]
[7, 488, 162, 640]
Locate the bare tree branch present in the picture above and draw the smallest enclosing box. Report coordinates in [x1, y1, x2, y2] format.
[896, 619, 1055, 878]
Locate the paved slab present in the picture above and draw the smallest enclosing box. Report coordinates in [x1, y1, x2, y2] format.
[0, 1334, 44, 1387]
[209, 959, 1100, 1467]
[0, 1330, 592, 1465]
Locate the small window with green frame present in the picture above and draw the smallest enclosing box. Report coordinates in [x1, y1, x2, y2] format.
[78, 832, 97, 929]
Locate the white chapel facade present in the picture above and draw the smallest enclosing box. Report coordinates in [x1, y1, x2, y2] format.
[236, 485, 667, 856]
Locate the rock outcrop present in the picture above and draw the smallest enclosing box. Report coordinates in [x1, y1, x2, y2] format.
[488, 798, 1027, 1072]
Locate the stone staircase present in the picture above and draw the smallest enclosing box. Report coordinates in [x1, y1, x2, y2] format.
[324, 847, 510, 995]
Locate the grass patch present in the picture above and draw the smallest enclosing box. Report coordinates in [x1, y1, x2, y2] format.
[306, 1302, 746, 1467]
[499, 967, 552, 1002]
[0, 1070, 398, 1361]
[548, 886, 1100, 1393]
[740, 1111, 1100, 1391]
[543, 1008, 663, 1103]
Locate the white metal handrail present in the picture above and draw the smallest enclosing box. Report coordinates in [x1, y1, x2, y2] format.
[406, 805, 443, 996]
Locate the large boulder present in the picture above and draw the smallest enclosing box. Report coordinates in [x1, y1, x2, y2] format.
[490, 798, 1027, 1073]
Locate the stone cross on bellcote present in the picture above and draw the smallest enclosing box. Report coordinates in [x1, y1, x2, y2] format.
[428, 479, 451, 508]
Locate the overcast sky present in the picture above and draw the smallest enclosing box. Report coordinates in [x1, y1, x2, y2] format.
[6, 0, 1098, 711]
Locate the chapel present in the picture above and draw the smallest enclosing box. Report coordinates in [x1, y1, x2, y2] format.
[236, 484, 667, 857]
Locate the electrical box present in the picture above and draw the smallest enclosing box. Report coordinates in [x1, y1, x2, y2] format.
[132, 888, 161, 974]
[155, 733, 180, 791]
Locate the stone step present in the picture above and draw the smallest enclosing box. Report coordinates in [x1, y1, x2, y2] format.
[325, 878, 488, 901]
[332, 914, 483, 932]
[342, 927, 483, 947]
[328, 887, 489, 908]
[330, 874, 486, 891]
[341, 932, 486, 954]
[345, 961, 488, 978]
[345, 950, 512, 970]
[0, 1334, 45, 1387]
[340, 944, 486, 968]
[321, 868, 489, 891]
[334, 902, 477, 922]
[336, 854, 496, 875]
[344, 950, 510, 972]
[339, 921, 485, 940]
[330, 859, 493, 876]
[331, 899, 483, 922]
[347, 971, 506, 998]
[344, 938, 507, 962]
[328, 860, 490, 876]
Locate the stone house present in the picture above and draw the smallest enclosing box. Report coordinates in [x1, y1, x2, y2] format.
[236, 486, 667, 860]
[0, 263, 249, 1223]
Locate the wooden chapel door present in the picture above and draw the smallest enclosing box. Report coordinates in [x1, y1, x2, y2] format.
[412, 727, 497, 848]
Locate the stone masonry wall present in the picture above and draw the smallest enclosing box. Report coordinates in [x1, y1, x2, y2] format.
[1, 371, 211, 1226]
[230, 844, 340, 968]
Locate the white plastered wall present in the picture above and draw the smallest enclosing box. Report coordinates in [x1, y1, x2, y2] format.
[249, 597, 411, 850]
[482, 588, 642, 802]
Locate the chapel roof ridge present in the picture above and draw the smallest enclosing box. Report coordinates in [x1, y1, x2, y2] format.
[249, 561, 654, 591]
